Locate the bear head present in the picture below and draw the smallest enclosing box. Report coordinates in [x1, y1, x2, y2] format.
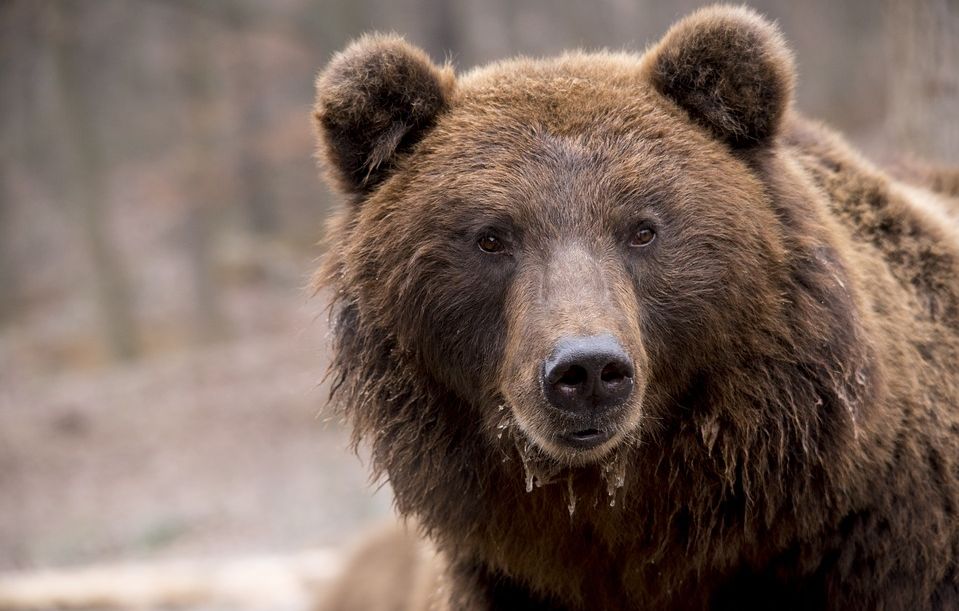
[314, 6, 875, 492]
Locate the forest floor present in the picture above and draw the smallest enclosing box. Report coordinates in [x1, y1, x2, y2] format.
[0, 268, 393, 610]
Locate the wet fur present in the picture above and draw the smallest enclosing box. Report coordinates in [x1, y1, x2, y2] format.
[314, 5, 959, 610]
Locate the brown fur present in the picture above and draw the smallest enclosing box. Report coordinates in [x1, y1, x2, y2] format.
[888, 157, 959, 202]
[316, 522, 441, 611]
[313, 5, 959, 609]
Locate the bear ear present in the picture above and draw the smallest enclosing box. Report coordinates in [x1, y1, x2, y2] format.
[644, 6, 795, 148]
[314, 34, 455, 196]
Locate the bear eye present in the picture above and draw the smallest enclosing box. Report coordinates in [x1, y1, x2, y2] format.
[478, 234, 507, 254]
[630, 224, 656, 248]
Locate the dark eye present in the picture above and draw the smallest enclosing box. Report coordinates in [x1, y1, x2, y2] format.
[478, 234, 507, 254]
[630, 225, 656, 248]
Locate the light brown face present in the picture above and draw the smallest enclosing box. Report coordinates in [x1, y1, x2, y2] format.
[499, 234, 650, 463]
[457, 132, 658, 464]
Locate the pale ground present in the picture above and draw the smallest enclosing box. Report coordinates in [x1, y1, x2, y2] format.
[0, 291, 394, 610]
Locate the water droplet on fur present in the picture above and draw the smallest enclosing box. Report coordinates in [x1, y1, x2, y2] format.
[601, 450, 629, 507]
[855, 369, 867, 385]
[515, 435, 562, 493]
[494, 414, 513, 445]
[497, 404, 506, 412]
[701, 418, 720, 453]
[602, 453, 628, 492]
[520, 443, 536, 493]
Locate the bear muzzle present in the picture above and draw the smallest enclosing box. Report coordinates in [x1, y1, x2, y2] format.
[542, 334, 635, 450]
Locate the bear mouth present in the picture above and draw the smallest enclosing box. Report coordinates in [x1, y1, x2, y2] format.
[504, 406, 628, 466]
[496, 385, 643, 467]
[558, 427, 611, 449]
[503, 416, 633, 505]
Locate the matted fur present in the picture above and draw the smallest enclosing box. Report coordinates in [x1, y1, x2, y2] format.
[313, 5, 959, 609]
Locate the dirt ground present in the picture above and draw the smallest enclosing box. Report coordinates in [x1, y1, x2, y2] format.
[0, 290, 394, 607]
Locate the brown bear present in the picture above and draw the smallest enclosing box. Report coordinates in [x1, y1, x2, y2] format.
[312, 5, 959, 609]
[316, 521, 442, 611]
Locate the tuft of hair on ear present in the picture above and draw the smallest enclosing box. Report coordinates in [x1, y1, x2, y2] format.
[314, 34, 455, 196]
[645, 5, 796, 149]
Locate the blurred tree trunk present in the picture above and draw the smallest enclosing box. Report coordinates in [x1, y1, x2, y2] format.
[0, 9, 17, 324]
[234, 51, 278, 236]
[456, 0, 516, 64]
[365, 0, 459, 61]
[0, 167, 15, 325]
[48, 2, 140, 361]
[0, 5, 18, 325]
[885, 0, 959, 162]
[425, 0, 457, 60]
[182, 13, 230, 345]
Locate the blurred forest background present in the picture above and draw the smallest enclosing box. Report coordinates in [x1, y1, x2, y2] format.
[0, 0, 956, 607]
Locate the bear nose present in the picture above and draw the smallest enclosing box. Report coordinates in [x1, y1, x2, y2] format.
[542, 335, 634, 415]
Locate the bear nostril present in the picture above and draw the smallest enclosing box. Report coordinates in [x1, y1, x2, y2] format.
[600, 362, 630, 384]
[557, 365, 588, 387]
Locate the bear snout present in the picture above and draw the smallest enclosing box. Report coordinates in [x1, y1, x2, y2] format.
[542, 334, 635, 414]
[541, 335, 635, 446]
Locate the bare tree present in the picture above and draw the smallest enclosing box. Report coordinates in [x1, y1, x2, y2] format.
[233, 47, 278, 236]
[0, 2, 32, 326]
[0, 167, 15, 325]
[48, 2, 140, 361]
[885, 0, 959, 162]
[182, 11, 230, 345]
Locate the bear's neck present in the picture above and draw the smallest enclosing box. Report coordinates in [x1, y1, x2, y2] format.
[380, 375, 856, 608]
